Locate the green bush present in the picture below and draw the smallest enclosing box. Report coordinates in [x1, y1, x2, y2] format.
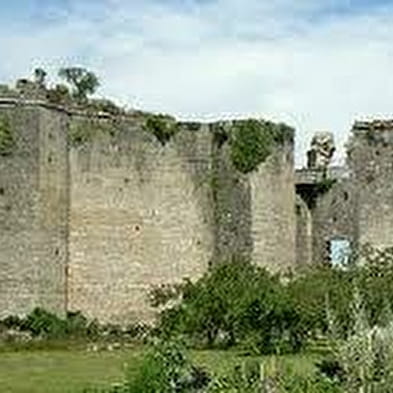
[287, 265, 354, 339]
[229, 120, 274, 173]
[0, 315, 23, 330]
[154, 259, 303, 354]
[315, 293, 393, 393]
[229, 120, 294, 174]
[0, 308, 100, 341]
[143, 114, 179, 145]
[357, 246, 393, 327]
[46, 84, 71, 105]
[22, 308, 68, 338]
[84, 342, 343, 393]
[84, 338, 210, 393]
[153, 247, 393, 357]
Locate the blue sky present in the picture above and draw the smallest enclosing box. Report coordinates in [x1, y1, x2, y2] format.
[1, 0, 393, 165]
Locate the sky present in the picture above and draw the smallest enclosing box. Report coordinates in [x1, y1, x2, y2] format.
[1, 0, 393, 166]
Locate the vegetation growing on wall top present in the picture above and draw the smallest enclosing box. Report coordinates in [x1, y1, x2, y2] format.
[0, 115, 14, 156]
[228, 119, 294, 174]
[143, 113, 179, 145]
[68, 118, 117, 146]
[46, 84, 72, 106]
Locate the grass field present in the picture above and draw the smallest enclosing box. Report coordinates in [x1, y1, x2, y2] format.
[0, 347, 318, 393]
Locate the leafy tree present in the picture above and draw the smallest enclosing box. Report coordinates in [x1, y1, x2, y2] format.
[58, 67, 100, 101]
[154, 259, 301, 354]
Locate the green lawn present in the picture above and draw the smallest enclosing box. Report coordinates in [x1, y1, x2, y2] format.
[0, 347, 318, 393]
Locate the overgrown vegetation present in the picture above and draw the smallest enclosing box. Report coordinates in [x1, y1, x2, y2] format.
[46, 83, 72, 105]
[0, 114, 14, 155]
[84, 338, 342, 393]
[143, 113, 179, 145]
[0, 307, 148, 350]
[4, 247, 393, 391]
[229, 120, 275, 173]
[151, 247, 393, 357]
[0, 308, 98, 342]
[68, 119, 118, 146]
[153, 260, 301, 354]
[215, 120, 294, 174]
[79, 247, 393, 392]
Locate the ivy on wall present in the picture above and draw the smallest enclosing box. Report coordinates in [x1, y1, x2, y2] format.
[0, 115, 14, 156]
[143, 114, 179, 145]
[228, 119, 294, 174]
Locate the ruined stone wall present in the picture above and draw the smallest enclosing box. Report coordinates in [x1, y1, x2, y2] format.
[0, 100, 296, 322]
[348, 121, 393, 249]
[295, 121, 393, 265]
[209, 127, 252, 262]
[295, 195, 313, 266]
[0, 103, 68, 318]
[67, 117, 296, 322]
[67, 117, 215, 323]
[249, 142, 296, 271]
[310, 180, 356, 263]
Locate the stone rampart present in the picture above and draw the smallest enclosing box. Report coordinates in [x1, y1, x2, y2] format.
[0, 98, 296, 322]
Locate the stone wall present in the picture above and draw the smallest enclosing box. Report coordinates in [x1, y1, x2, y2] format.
[348, 121, 393, 249]
[295, 194, 313, 266]
[0, 103, 68, 318]
[310, 180, 356, 263]
[0, 100, 297, 323]
[250, 142, 296, 271]
[295, 120, 393, 265]
[208, 123, 296, 271]
[67, 117, 296, 322]
[67, 117, 215, 323]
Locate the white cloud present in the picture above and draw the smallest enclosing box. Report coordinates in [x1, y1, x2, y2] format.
[0, 0, 393, 166]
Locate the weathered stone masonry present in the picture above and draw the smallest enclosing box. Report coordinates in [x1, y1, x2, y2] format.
[295, 121, 393, 266]
[4, 91, 392, 323]
[0, 98, 296, 323]
[0, 102, 69, 318]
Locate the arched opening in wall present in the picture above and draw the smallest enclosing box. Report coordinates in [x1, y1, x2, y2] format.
[329, 238, 351, 268]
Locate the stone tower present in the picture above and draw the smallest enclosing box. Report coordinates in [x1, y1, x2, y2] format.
[296, 120, 393, 266]
[0, 99, 69, 318]
[348, 120, 393, 249]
